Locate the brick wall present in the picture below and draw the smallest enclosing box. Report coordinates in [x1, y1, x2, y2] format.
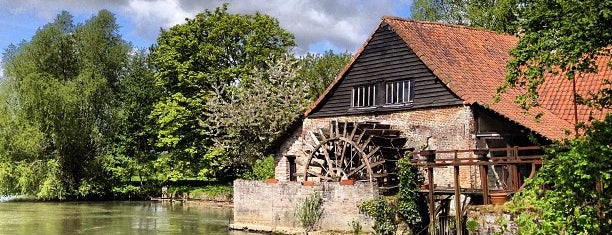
[275, 105, 480, 188]
[231, 180, 377, 233]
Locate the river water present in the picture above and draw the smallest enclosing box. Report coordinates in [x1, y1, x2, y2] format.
[0, 201, 254, 235]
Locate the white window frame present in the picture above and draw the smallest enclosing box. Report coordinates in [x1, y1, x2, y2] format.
[386, 80, 413, 104]
[351, 84, 376, 107]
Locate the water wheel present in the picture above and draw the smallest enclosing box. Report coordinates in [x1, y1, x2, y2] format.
[303, 121, 411, 190]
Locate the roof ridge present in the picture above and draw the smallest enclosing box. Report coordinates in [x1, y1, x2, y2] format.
[381, 15, 513, 37]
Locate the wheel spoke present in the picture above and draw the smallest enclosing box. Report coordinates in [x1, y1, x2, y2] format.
[338, 140, 348, 171]
[346, 160, 385, 178]
[307, 169, 334, 181]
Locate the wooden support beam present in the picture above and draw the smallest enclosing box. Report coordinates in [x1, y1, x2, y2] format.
[454, 151, 463, 235]
[428, 166, 435, 234]
[477, 150, 490, 205]
[480, 164, 489, 205]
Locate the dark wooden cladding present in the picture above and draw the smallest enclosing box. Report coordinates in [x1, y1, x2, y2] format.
[309, 23, 463, 118]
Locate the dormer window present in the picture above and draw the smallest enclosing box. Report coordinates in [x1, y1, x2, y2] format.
[352, 84, 376, 107]
[386, 80, 413, 104]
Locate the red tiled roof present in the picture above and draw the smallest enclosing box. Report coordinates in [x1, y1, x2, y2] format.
[538, 57, 611, 124]
[305, 16, 610, 140]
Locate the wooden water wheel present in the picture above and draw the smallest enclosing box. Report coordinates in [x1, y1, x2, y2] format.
[303, 121, 411, 190]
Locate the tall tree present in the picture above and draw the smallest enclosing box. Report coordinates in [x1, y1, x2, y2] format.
[297, 50, 352, 101]
[149, 4, 295, 181]
[206, 55, 311, 179]
[102, 49, 160, 194]
[410, 0, 519, 33]
[503, 0, 612, 233]
[501, 0, 612, 110]
[0, 10, 131, 199]
[411, 0, 469, 24]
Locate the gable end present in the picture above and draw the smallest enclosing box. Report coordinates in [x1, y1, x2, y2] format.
[309, 23, 464, 118]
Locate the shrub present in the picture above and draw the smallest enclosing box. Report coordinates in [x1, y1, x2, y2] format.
[295, 192, 324, 233]
[509, 114, 612, 233]
[358, 198, 397, 235]
[242, 155, 275, 180]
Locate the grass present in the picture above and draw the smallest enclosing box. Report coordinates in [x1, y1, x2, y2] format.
[167, 184, 233, 201]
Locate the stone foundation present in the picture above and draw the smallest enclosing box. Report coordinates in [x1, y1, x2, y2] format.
[466, 206, 518, 234]
[231, 179, 377, 234]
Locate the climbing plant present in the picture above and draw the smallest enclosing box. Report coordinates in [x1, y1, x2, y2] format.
[359, 157, 428, 234]
[358, 198, 397, 235]
[397, 157, 425, 227]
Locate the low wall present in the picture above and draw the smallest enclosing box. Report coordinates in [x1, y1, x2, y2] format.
[466, 206, 518, 234]
[231, 180, 378, 234]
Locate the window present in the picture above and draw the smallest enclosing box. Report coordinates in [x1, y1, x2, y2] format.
[351, 84, 376, 107]
[386, 80, 414, 104]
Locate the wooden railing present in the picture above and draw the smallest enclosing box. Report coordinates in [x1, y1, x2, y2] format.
[409, 146, 544, 235]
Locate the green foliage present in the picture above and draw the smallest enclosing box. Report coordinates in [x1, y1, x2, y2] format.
[0, 10, 133, 199]
[508, 114, 612, 234]
[0, 10, 164, 200]
[358, 198, 397, 235]
[410, 0, 519, 33]
[189, 184, 233, 201]
[397, 158, 423, 227]
[349, 219, 363, 235]
[149, 4, 295, 180]
[295, 192, 324, 233]
[500, 0, 612, 110]
[467, 0, 520, 33]
[358, 158, 428, 234]
[206, 55, 309, 174]
[297, 50, 352, 101]
[242, 155, 275, 180]
[466, 219, 479, 232]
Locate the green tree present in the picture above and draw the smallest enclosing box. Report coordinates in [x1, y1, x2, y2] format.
[297, 50, 352, 101]
[410, 0, 519, 33]
[502, 1, 612, 233]
[149, 4, 295, 181]
[206, 55, 310, 179]
[102, 49, 160, 195]
[0, 10, 131, 199]
[509, 114, 612, 234]
[500, 0, 612, 110]
[411, 0, 468, 24]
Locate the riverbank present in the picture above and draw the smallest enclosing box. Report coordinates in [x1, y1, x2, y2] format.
[151, 197, 233, 208]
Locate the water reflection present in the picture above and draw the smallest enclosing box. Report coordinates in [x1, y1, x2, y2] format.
[0, 201, 253, 235]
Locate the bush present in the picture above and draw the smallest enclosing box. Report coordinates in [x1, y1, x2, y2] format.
[509, 114, 612, 234]
[189, 185, 233, 201]
[295, 192, 324, 233]
[358, 198, 397, 235]
[242, 155, 275, 180]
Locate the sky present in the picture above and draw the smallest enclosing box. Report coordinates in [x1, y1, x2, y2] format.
[0, 0, 413, 56]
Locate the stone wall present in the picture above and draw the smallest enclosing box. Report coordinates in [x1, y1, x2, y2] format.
[231, 179, 377, 234]
[275, 105, 479, 188]
[466, 206, 518, 234]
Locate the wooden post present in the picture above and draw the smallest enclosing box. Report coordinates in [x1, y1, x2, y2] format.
[512, 146, 520, 192]
[428, 165, 435, 234]
[480, 164, 489, 205]
[475, 149, 490, 205]
[454, 150, 463, 235]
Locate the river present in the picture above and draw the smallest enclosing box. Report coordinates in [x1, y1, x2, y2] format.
[0, 200, 254, 235]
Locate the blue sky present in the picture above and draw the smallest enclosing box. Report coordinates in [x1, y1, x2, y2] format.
[0, 0, 413, 56]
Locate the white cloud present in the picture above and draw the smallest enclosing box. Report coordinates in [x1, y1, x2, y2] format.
[124, 0, 190, 39]
[0, 0, 413, 54]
